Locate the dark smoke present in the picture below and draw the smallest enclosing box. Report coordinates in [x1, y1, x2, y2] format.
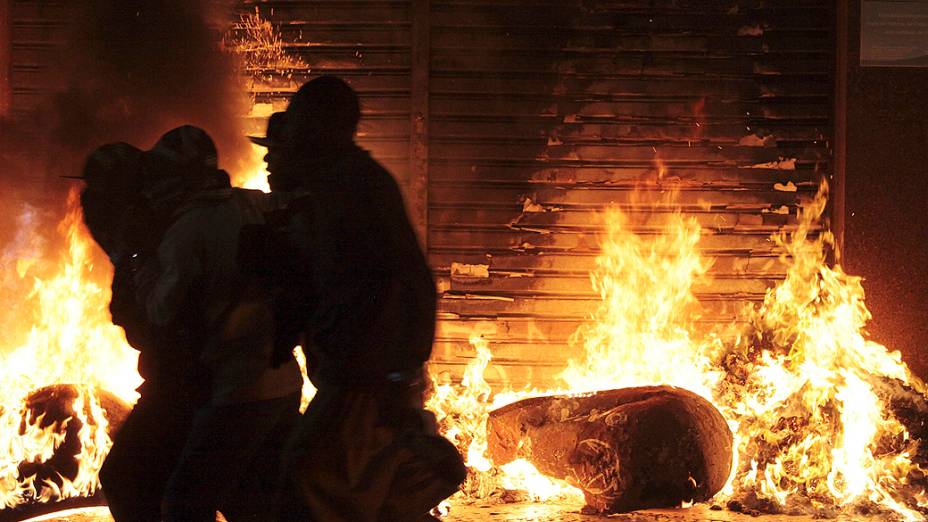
[0, 0, 252, 203]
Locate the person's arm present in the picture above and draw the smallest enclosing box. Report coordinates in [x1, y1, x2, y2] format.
[110, 257, 154, 351]
[138, 213, 202, 327]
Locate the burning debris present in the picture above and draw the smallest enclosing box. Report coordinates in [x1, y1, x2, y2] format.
[428, 182, 928, 521]
[0, 384, 127, 520]
[487, 386, 733, 514]
[0, 194, 141, 513]
[2, 163, 926, 519]
[0, 3, 924, 519]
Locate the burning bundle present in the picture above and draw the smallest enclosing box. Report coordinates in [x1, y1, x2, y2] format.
[486, 386, 733, 514]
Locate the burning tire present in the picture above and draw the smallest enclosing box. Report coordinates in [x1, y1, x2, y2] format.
[1, 384, 129, 521]
[487, 385, 733, 514]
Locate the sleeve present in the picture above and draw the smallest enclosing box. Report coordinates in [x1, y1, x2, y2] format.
[139, 213, 202, 327]
[110, 260, 153, 351]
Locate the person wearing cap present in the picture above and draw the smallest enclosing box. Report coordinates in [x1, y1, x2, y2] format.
[251, 76, 466, 522]
[76, 142, 148, 261]
[78, 142, 206, 522]
[128, 125, 303, 521]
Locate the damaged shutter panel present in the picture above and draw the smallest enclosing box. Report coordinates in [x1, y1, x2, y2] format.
[240, 1, 832, 390]
[426, 1, 832, 389]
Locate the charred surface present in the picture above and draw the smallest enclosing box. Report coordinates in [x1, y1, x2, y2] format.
[487, 386, 732, 514]
[1, 384, 128, 520]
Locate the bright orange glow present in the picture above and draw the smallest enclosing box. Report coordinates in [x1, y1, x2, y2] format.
[0, 132, 923, 519]
[0, 190, 140, 508]
[235, 145, 271, 193]
[428, 182, 928, 520]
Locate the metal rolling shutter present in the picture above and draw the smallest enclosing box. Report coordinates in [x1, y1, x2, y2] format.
[425, 1, 833, 388]
[237, 0, 417, 202]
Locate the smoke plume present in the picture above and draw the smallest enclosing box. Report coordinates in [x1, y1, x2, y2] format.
[0, 0, 253, 203]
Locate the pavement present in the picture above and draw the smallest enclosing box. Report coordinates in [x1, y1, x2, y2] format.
[18, 503, 892, 522]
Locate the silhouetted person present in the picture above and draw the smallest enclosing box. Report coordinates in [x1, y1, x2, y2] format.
[77, 142, 147, 262]
[131, 125, 303, 521]
[251, 76, 466, 522]
[79, 143, 208, 522]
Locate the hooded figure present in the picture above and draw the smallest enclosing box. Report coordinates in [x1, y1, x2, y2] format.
[119, 125, 303, 522]
[83, 141, 208, 522]
[253, 76, 466, 522]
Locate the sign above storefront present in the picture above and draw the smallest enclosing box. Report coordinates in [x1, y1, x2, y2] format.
[861, 0, 928, 67]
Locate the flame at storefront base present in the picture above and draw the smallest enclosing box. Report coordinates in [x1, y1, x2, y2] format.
[0, 158, 294, 512]
[2, 155, 926, 521]
[426, 182, 928, 521]
[0, 191, 141, 509]
[497, 460, 585, 504]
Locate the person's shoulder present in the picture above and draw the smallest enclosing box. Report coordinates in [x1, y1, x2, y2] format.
[344, 148, 398, 189]
[231, 187, 272, 209]
[158, 208, 203, 250]
[232, 187, 264, 197]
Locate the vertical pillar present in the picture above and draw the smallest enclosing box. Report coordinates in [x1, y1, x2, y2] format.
[410, 0, 430, 251]
[0, 0, 12, 117]
[832, 0, 848, 261]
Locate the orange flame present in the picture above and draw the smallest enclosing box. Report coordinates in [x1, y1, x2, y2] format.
[560, 201, 724, 400]
[0, 189, 141, 507]
[426, 335, 583, 502]
[1, 143, 923, 521]
[429, 181, 928, 520]
[725, 183, 923, 520]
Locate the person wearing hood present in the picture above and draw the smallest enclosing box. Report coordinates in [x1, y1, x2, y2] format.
[80, 142, 206, 522]
[131, 125, 303, 521]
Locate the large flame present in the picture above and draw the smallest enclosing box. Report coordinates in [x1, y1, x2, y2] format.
[0, 190, 141, 508]
[2, 142, 925, 520]
[428, 181, 928, 520]
[559, 199, 724, 400]
[723, 183, 923, 519]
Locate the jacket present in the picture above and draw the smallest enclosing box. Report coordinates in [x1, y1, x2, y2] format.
[284, 145, 436, 388]
[140, 186, 302, 404]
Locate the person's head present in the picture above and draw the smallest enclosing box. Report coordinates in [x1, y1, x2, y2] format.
[78, 142, 144, 257]
[147, 124, 218, 181]
[249, 111, 300, 191]
[79, 142, 143, 195]
[285, 76, 360, 149]
[142, 125, 225, 213]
